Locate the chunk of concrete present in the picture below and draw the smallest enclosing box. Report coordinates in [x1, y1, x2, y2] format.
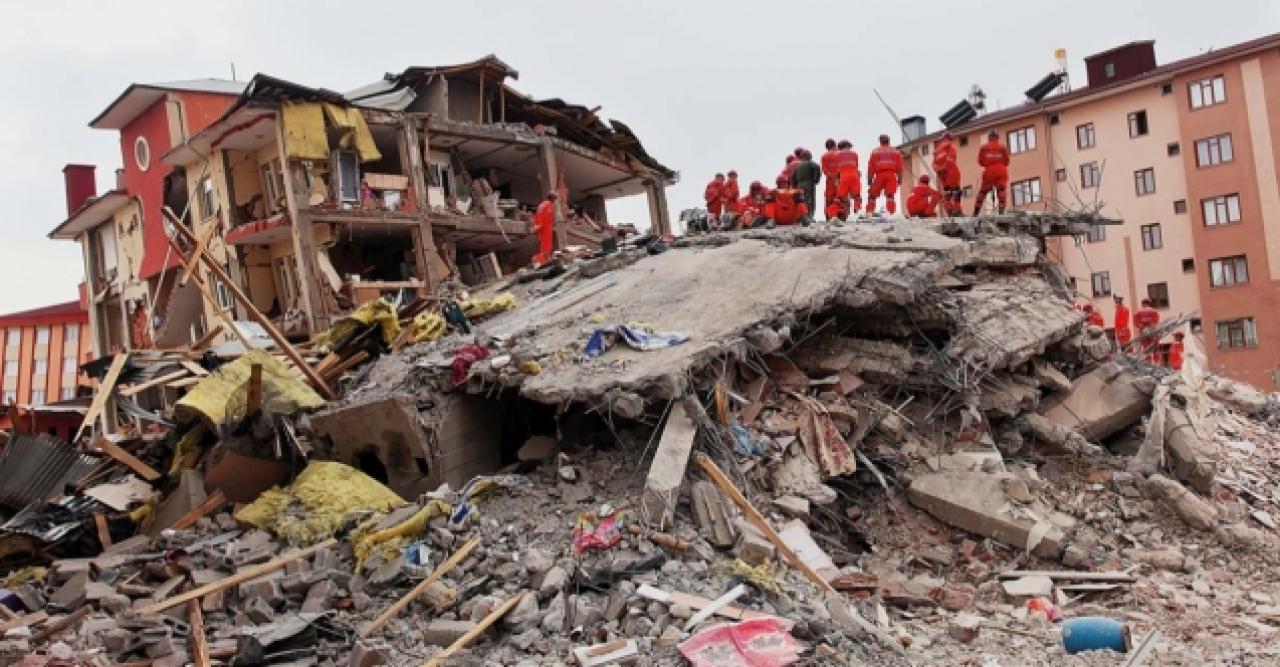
[772, 496, 811, 523]
[349, 640, 390, 667]
[517, 435, 558, 462]
[640, 402, 697, 530]
[148, 469, 207, 536]
[422, 619, 477, 646]
[908, 472, 1065, 559]
[948, 614, 982, 643]
[1164, 407, 1216, 493]
[690, 480, 737, 548]
[733, 519, 775, 565]
[1146, 474, 1216, 530]
[1040, 364, 1151, 441]
[1001, 575, 1053, 599]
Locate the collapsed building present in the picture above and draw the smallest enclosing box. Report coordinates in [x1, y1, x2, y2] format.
[3, 213, 1279, 666]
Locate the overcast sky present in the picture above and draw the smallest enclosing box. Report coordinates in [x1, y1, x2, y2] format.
[0, 0, 1275, 314]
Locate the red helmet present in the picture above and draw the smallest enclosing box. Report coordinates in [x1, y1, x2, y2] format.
[878, 134, 890, 144]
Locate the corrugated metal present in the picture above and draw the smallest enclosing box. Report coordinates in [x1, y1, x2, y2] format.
[2, 496, 103, 544]
[0, 434, 101, 510]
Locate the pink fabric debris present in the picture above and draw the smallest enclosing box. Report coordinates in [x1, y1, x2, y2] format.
[678, 617, 802, 667]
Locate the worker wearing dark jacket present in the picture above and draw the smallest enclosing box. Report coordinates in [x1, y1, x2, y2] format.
[790, 149, 822, 217]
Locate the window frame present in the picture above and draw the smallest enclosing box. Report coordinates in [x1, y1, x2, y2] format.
[35, 326, 49, 344]
[64, 323, 78, 342]
[62, 357, 77, 373]
[1127, 110, 1149, 138]
[198, 176, 216, 221]
[1189, 74, 1227, 110]
[60, 387, 76, 401]
[1080, 161, 1101, 189]
[1, 389, 13, 404]
[1140, 223, 1163, 250]
[1010, 177, 1042, 207]
[1134, 168, 1156, 196]
[1216, 317, 1258, 350]
[4, 328, 18, 347]
[33, 359, 46, 375]
[1147, 282, 1170, 308]
[1087, 223, 1106, 243]
[1091, 271, 1112, 297]
[1076, 123, 1096, 149]
[29, 389, 45, 405]
[1208, 255, 1250, 288]
[1195, 133, 1234, 167]
[3, 360, 16, 377]
[1201, 193, 1242, 227]
[1008, 126, 1037, 154]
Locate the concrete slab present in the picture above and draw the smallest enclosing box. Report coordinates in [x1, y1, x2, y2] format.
[640, 402, 697, 530]
[908, 472, 1065, 560]
[1041, 364, 1151, 441]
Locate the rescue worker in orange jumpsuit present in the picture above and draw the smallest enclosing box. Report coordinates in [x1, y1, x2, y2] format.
[533, 191, 558, 265]
[824, 195, 848, 222]
[1134, 298, 1161, 363]
[974, 130, 1011, 215]
[1113, 295, 1133, 349]
[780, 154, 799, 185]
[763, 176, 811, 226]
[905, 175, 942, 218]
[721, 171, 742, 229]
[833, 140, 862, 214]
[1081, 303, 1105, 328]
[704, 173, 726, 224]
[865, 134, 903, 216]
[932, 131, 962, 215]
[1168, 332, 1185, 370]
[740, 181, 767, 228]
[820, 139, 840, 217]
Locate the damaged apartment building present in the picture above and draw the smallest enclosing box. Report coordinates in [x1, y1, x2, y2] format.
[50, 56, 677, 351]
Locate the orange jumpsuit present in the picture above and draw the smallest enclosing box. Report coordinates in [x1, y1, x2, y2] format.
[533, 199, 556, 264]
[866, 146, 903, 215]
[821, 150, 840, 206]
[723, 178, 740, 208]
[1114, 303, 1132, 347]
[932, 138, 962, 214]
[1086, 310, 1105, 328]
[1168, 341, 1184, 370]
[905, 184, 941, 217]
[1134, 306, 1161, 362]
[824, 197, 847, 221]
[704, 179, 725, 217]
[833, 149, 862, 211]
[975, 139, 1011, 213]
[764, 189, 809, 226]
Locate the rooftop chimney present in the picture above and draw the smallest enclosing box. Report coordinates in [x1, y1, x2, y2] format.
[62, 164, 97, 216]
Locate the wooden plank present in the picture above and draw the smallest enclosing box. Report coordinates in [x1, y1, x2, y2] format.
[422, 591, 526, 667]
[30, 606, 90, 643]
[693, 453, 833, 592]
[138, 539, 337, 614]
[187, 599, 211, 667]
[0, 611, 47, 633]
[119, 370, 191, 398]
[171, 490, 227, 531]
[245, 364, 263, 416]
[75, 353, 128, 442]
[313, 352, 341, 375]
[91, 436, 160, 482]
[180, 361, 210, 377]
[93, 512, 112, 550]
[166, 233, 254, 351]
[997, 570, 1137, 582]
[164, 207, 336, 400]
[361, 538, 478, 638]
[168, 376, 202, 390]
[321, 350, 369, 383]
[180, 222, 219, 286]
[190, 324, 224, 351]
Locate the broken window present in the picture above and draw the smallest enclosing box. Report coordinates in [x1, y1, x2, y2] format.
[1216, 317, 1257, 349]
[1127, 110, 1148, 138]
[1091, 271, 1112, 297]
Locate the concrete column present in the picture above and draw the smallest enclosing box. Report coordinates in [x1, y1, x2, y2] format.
[537, 140, 567, 249]
[645, 180, 672, 236]
[79, 233, 106, 359]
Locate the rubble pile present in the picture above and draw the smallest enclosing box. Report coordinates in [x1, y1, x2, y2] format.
[1, 213, 1279, 665]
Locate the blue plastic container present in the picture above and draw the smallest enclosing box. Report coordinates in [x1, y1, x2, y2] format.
[1062, 617, 1130, 654]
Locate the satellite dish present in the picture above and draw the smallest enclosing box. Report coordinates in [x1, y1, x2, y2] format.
[968, 85, 987, 111]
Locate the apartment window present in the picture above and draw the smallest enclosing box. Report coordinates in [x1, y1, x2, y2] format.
[1128, 111, 1149, 138]
[1174, 199, 1188, 214]
[62, 357, 76, 373]
[36, 326, 49, 344]
[1209, 255, 1249, 287]
[1091, 271, 1112, 297]
[1087, 224, 1106, 243]
[1048, 113, 1061, 126]
[1195, 133, 1233, 167]
[1216, 317, 1258, 350]
[1076, 123, 1096, 149]
[1054, 168, 1067, 182]
[1010, 178, 1042, 206]
[64, 324, 78, 342]
[134, 136, 150, 172]
[1008, 126, 1037, 154]
[1189, 75, 1226, 109]
[260, 163, 278, 209]
[1161, 82, 1174, 95]
[1147, 282, 1170, 308]
[213, 276, 234, 311]
[1202, 194, 1242, 226]
[60, 387, 76, 401]
[3, 360, 16, 377]
[1104, 62, 1116, 78]
[1080, 162, 1101, 189]
[1, 389, 13, 404]
[1141, 223, 1163, 250]
[4, 328, 17, 347]
[198, 176, 216, 220]
[30, 389, 45, 405]
[1134, 168, 1156, 196]
[33, 359, 46, 375]
[1182, 258, 1196, 273]
[1167, 142, 1181, 157]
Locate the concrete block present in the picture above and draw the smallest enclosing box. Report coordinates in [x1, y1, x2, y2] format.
[349, 640, 390, 667]
[641, 402, 698, 530]
[909, 472, 1065, 559]
[1164, 407, 1216, 493]
[733, 519, 775, 565]
[772, 495, 811, 523]
[1001, 575, 1053, 598]
[244, 597, 275, 624]
[302, 580, 337, 613]
[690, 481, 737, 548]
[422, 619, 477, 646]
[1041, 364, 1150, 441]
[148, 469, 207, 537]
[948, 613, 982, 643]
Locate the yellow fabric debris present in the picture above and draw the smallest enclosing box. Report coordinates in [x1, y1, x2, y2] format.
[519, 360, 541, 375]
[281, 102, 329, 160]
[720, 559, 783, 596]
[461, 292, 517, 320]
[412, 311, 446, 343]
[322, 103, 382, 162]
[351, 499, 451, 571]
[589, 313, 605, 324]
[236, 461, 405, 546]
[316, 299, 401, 350]
[129, 495, 157, 525]
[2, 566, 46, 589]
[168, 423, 207, 477]
[175, 349, 325, 428]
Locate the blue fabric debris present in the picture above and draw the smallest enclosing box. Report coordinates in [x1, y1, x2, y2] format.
[731, 424, 767, 455]
[585, 324, 689, 358]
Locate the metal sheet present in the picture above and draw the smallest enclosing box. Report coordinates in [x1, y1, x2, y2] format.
[0, 433, 102, 510]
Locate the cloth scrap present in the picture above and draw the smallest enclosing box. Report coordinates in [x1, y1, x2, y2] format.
[586, 324, 689, 358]
[679, 617, 801, 667]
[450, 344, 490, 386]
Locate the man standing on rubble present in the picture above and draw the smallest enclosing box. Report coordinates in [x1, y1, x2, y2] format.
[905, 175, 941, 217]
[932, 131, 962, 215]
[834, 140, 862, 214]
[865, 134, 903, 216]
[974, 130, 1011, 215]
[1168, 331, 1185, 370]
[821, 139, 840, 218]
[1113, 295, 1133, 350]
[704, 173, 726, 226]
[790, 149, 822, 217]
[533, 191, 558, 265]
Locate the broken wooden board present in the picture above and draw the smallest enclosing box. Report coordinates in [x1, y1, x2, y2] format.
[640, 401, 698, 530]
[997, 570, 1137, 582]
[75, 353, 128, 442]
[91, 436, 160, 482]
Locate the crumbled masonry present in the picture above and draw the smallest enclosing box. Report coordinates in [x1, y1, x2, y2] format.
[4, 213, 1280, 665]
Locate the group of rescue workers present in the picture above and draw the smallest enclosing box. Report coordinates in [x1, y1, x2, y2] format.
[1078, 295, 1186, 369]
[702, 129, 1017, 229]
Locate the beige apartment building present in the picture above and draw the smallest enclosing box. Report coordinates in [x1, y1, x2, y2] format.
[901, 33, 1280, 390]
